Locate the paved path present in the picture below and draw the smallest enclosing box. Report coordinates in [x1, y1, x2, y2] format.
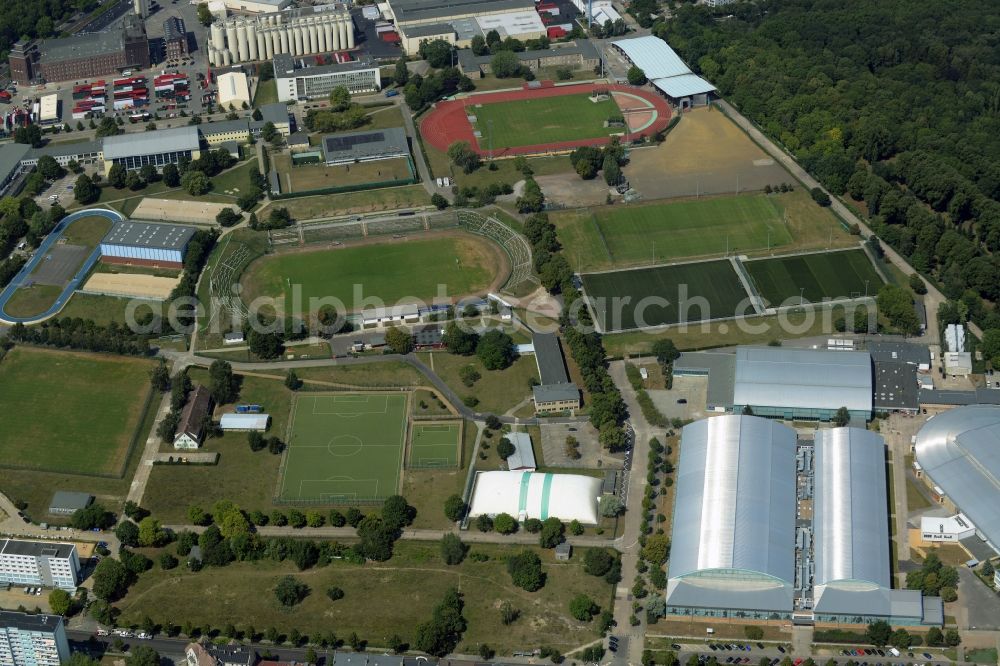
[125, 392, 175, 506]
[608, 360, 655, 666]
[400, 99, 450, 202]
[715, 100, 964, 345]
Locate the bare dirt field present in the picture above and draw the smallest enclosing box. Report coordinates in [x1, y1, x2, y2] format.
[624, 107, 790, 200]
[536, 173, 612, 209]
[81, 272, 181, 300]
[132, 197, 237, 225]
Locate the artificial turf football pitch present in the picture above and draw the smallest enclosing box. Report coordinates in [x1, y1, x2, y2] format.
[581, 259, 754, 332]
[470, 93, 621, 148]
[280, 393, 408, 503]
[408, 421, 461, 469]
[745, 249, 885, 307]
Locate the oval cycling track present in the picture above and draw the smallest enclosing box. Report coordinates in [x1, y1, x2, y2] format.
[0, 207, 123, 324]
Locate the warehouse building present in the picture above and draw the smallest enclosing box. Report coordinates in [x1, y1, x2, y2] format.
[222, 0, 292, 13]
[469, 471, 602, 524]
[666, 415, 797, 619]
[503, 431, 536, 471]
[321, 127, 409, 165]
[274, 53, 381, 101]
[914, 405, 1000, 556]
[220, 413, 270, 431]
[217, 71, 252, 108]
[386, 0, 544, 52]
[666, 416, 942, 626]
[0, 143, 31, 197]
[732, 347, 873, 422]
[456, 40, 599, 76]
[99, 220, 197, 268]
[611, 35, 715, 109]
[0, 610, 71, 666]
[8, 14, 149, 85]
[0, 539, 80, 591]
[102, 125, 202, 175]
[47, 491, 93, 516]
[207, 5, 355, 68]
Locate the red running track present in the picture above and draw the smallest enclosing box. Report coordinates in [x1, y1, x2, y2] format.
[420, 82, 673, 158]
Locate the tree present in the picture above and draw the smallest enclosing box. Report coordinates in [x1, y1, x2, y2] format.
[431, 193, 449, 209]
[441, 533, 467, 564]
[832, 406, 850, 427]
[393, 57, 410, 86]
[385, 326, 414, 354]
[208, 359, 239, 403]
[419, 39, 454, 68]
[71, 503, 115, 531]
[642, 533, 670, 565]
[877, 284, 921, 335]
[447, 141, 481, 174]
[326, 586, 345, 601]
[162, 163, 180, 187]
[507, 550, 544, 591]
[444, 494, 466, 521]
[414, 587, 467, 656]
[149, 361, 170, 392]
[188, 504, 210, 526]
[73, 174, 100, 205]
[92, 558, 131, 601]
[497, 437, 516, 460]
[599, 423, 627, 451]
[36, 155, 64, 181]
[329, 85, 352, 112]
[945, 628, 961, 647]
[865, 620, 892, 647]
[494, 512, 518, 534]
[159, 553, 178, 570]
[889, 629, 912, 650]
[196, 2, 213, 25]
[585, 548, 614, 576]
[516, 177, 545, 213]
[216, 207, 241, 227]
[476, 329, 515, 370]
[115, 520, 140, 547]
[182, 170, 210, 195]
[744, 626, 764, 641]
[600, 496, 624, 517]
[500, 600, 519, 625]
[538, 517, 565, 548]
[491, 50, 521, 78]
[356, 515, 397, 561]
[285, 369, 302, 390]
[459, 365, 480, 387]
[476, 514, 493, 532]
[138, 516, 168, 547]
[652, 338, 680, 366]
[125, 646, 161, 666]
[569, 594, 599, 621]
[13, 124, 43, 147]
[247, 328, 284, 360]
[810, 187, 831, 206]
[274, 575, 310, 606]
[381, 494, 415, 531]
[48, 588, 71, 615]
[909, 273, 927, 294]
[443, 322, 479, 355]
[569, 519, 584, 535]
[627, 65, 647, 86]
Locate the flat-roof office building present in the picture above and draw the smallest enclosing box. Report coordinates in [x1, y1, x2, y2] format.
[274, 53, 381, 101]
[0, 539, 80, 591]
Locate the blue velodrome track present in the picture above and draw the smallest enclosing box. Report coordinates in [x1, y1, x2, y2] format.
[0, 208, 123, 324]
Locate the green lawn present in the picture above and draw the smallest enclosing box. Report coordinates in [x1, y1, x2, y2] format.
[420, 351, 538, 415]
[472, 93, 620, 148]
[63, 214, 114, 247]
[240, 235, 498, 313]
[114, 541, 612, 653]
[0, 347, 152, 476]
[554, 195, 790, 272]
[409, 421, 461, 468]
[280, 393, 408, 502]
[211, 158, 260, 194]
[294, 361, 426, 388]
[253, 79, 278, 107]
[56, 293, 161, 327]
[271, 184, 430, 220]
[3, 284, 64, 318]
[582, 259, 752, 331]
[745, 249, 884, 307]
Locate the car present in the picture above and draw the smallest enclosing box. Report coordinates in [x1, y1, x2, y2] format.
[757, 644, 765, 650]
[876, 650, 885, 656]
[725, 658, 733, 663]
[777, 647, 785, 654]
[677, 398, 688, 404]
[923, 654, 933, 660]
[672, 645, 682, 651]
[709, 644, 718, 651]
[608, 644, 617, 653]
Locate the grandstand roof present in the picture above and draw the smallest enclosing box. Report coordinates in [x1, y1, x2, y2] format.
[469, 471, 601, 524]
[611, 35, 692, 80]
[669, 415, 797, 584]
[813, 428, 891, 589]
[652, 73, 716, 98]
[733, 346, 873, 413]
[914, 405, 1000, 552]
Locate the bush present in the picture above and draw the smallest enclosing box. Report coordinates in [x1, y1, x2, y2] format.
[326, 586, 345, 601]
[274, 576, 310, 607]
[507, 550, 544, 591]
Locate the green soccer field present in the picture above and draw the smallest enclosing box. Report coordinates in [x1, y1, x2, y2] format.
[280, 393, 408, 502]
[240, 235, 499, 313]
[581, 259, 753, 331]
[0, 347, 152, 475]
[408, 422, 461, 469]
[553, 195, 791, 271]
[745, 249, 885, 307]
[471, 94, 621, 148]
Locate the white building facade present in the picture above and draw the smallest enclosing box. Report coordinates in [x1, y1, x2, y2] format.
[0, 540, 80, 591]
[0, 611, 70, 666]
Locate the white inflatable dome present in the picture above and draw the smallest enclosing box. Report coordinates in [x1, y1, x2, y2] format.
[468, 470, 602, 525]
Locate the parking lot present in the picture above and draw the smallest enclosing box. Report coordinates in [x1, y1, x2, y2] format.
[0, 584, 52, 613]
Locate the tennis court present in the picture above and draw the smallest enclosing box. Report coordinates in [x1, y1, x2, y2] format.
[408, 421, 461, 468]
[280, 393, 408, 503]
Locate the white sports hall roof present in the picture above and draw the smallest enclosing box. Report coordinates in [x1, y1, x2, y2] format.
[612, 35, 715, 98]
[915, 405, 1000, 553]
[652, 73, 716, 98]
[733, 347, 873, 413]
[469, 471, 601, 524]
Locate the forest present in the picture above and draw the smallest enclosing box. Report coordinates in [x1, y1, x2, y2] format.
[0, 0, 99, 60]
[656, 0, 1000, 334]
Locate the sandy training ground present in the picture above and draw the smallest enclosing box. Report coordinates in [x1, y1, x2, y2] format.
[81, 272, 180, 300]
[132, 197, 236, 225]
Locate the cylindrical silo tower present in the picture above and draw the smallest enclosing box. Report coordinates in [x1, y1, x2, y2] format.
[307, 23, 317, 54]
[263, 30, 274, 59]
[256, 30, 266, 60]
[279, 27, 289, 54]
[222, 49, 232, 66]
[321, 23, 332, 52]
[345, 17, 355, 49]
[225, 22, 238, 56]
[247, 23, 259, 60]
[235, 22, 249, 62]
[317, 21, 328, 52]
[329, 20, 341, 50]
[338, 17, 348, 51]
[211, 22, 225, 51]
[293, 26, 303, 55]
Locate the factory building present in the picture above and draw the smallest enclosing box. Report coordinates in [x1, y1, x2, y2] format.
[274, 53, 381, 100]
[207, 4, 355, 68]
[665, 416, 942, 627]
[385, 0, 546, 52]
[9, 14, 149, 85]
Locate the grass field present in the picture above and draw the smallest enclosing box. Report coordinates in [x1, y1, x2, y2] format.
[745, 249, 884, 307]
[240, 235, 500, 313]
[63, 214, 114, 247]
[272, 153, 412, 193]
[581, 259, 752, 331]
[554, 195, 791, 272]
[270, 184, 430, 220]
[3, 284, 64, 318]
[419, 351, 539, 414]
[0, 347, 152, 475]
[408, 421, 461, 468]
[114, 541, 612, 652]
[471, 93, 620, 148]
[280, 393, 407, 502]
